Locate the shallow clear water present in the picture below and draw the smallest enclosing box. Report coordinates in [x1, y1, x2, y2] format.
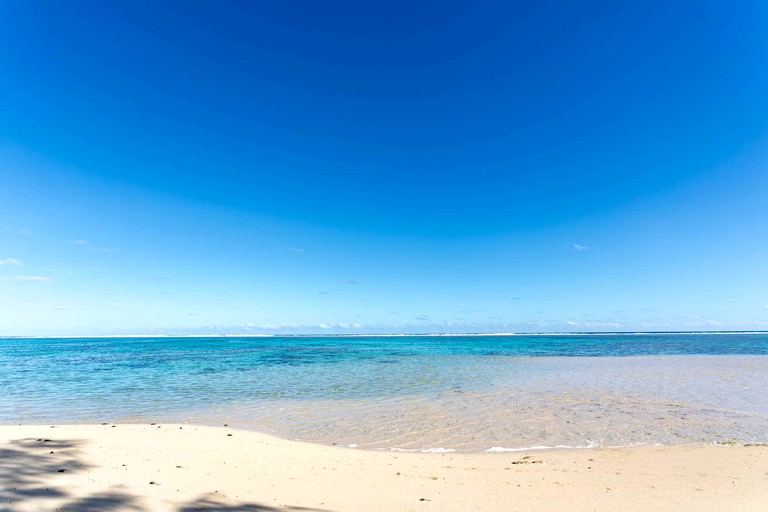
[2, 334, 767, 451]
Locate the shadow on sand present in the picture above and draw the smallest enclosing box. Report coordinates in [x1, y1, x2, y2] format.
[0, 437, 332, 512]
[178, 500, 332, 511]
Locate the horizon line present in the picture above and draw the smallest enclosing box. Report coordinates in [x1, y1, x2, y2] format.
[3, 330, 768, 339]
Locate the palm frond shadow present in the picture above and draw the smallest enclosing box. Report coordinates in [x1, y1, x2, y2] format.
[0, 436, 334, 512]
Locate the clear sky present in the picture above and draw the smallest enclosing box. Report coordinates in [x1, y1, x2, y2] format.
[2, 1, 767, 336]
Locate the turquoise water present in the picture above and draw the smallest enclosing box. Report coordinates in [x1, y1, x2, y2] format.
[2, 333, 768, 451]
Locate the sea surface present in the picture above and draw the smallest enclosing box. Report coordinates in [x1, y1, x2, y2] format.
[2, 333, 768, 452]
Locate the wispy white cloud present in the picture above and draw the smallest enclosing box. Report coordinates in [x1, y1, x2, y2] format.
[573, 244, 588, 251]
[0, 257, 21, 266]
[210, 322, 368, 333]
[317, 322, 363, 330]
[286, 247, 305, 254]
[7, 275, 53, 283]
[340, 279, 359, 285]
[73, 239, 89, 245]
[563, 319, 627, 329]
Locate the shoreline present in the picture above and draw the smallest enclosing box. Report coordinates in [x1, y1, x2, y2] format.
[2, 424, 767, 511]
[1, 419, 747, 454]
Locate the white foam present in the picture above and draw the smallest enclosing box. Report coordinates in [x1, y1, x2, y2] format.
[484, 443, 598, 453]
[485, 446, 551, 452]
[388, 447, 457, 453]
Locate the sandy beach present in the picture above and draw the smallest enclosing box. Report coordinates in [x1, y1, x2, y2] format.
[1, 424, 766, 512]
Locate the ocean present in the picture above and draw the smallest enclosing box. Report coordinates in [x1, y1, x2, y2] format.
[2, 333, 767, 452]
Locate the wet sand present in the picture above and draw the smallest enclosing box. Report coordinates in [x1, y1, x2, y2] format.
[1, 424, 767, 511]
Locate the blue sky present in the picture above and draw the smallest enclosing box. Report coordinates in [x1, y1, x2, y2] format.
[2, 0, 767, 335]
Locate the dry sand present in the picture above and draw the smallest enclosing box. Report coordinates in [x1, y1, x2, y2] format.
[1, 424, 766, 512]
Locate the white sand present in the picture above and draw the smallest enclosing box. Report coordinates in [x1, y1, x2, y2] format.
[1, 424, 766, 511]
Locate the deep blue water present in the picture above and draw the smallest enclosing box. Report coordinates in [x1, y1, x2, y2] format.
[3, 332, 767, 365]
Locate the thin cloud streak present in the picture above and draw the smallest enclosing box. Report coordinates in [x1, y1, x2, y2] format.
[6, 276, 54, 283]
